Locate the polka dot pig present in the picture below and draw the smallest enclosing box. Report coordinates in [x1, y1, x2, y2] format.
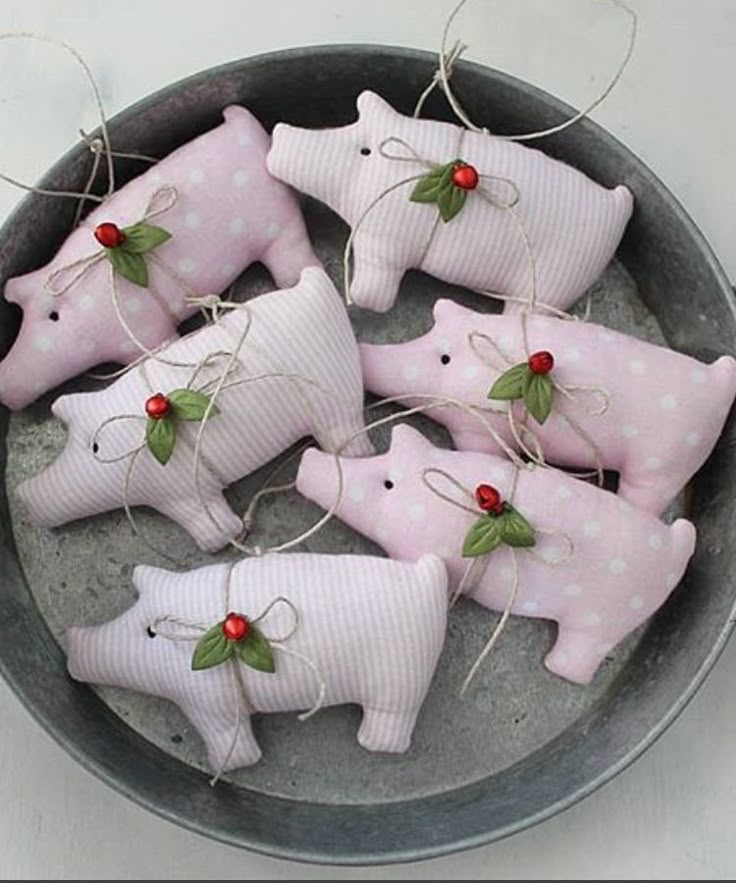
[296, 425, 696, 686]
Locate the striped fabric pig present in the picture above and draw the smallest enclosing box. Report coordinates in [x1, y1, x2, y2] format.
[17, 268, 370, 552]
[267, 91, 632, 314]
[67, 553, 448, 771]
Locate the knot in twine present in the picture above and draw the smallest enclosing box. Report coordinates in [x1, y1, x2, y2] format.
[148, 563, 326, 786]
[421, 465, 573, 695]
[417, 0, 637, 142]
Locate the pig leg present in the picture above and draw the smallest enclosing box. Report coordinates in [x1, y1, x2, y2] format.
[179, 696, 262, 770]
[156, 490, 244, 553]
[357, 705, 420, 753]
[544, 626, 611, 686]
[349, 239, 405, 313]
[261, 223, 319, 289]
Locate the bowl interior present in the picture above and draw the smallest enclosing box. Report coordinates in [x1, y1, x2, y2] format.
[0, 46, 734, 865]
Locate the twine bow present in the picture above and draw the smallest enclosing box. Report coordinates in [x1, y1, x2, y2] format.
[421, 465, 573, 694]
[343, 132, 526, 307]
[148, 563, 326, 786]
[468, 323, 611, 486]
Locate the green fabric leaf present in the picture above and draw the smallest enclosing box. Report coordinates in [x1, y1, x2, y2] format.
[120, 222, 172, 254]
[523, 372, 554, 424]
[437, 184, 467, 222]
[146, 415, 177, 465]
[409, 163, 454, 204]
[499, 504, 536, 548]
[234, 625, 276, 673]
[168, 388, 220, 422]
[191, 622, 234, 671]
[107, 248, 148, 287]
[462, 514, 504, 558]
[488, 363, 529, 401]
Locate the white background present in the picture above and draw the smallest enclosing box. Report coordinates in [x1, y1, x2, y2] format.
[0, 0, 735, 878]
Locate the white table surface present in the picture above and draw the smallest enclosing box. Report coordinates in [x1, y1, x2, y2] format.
[0, 0, 734, 878]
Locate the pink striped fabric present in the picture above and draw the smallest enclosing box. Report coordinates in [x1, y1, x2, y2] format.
[66, 553, 448, 771]
[0, 104, 318, 410]
[267, 91, 633, 315]
[16, 267, 372, 552]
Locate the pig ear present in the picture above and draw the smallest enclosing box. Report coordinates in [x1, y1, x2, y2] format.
[4, 274, 31, 305]
[432, 299, 477, 326]
[390, 423, 432, 453]
[50, 393, 88, 425]
[356, 91, 399, 123]
[131, 564, 170, 598]
[222, 104, 250, 124]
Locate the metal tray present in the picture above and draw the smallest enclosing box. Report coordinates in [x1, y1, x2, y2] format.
[0, 46, 734, 866]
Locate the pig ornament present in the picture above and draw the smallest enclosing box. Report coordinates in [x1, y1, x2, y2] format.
[17, 268, 371, 552]
[360, 300, 736, 516]
[67, 553, 448, 770]
[0, 105, 319, 410]
[267, 91, 633, 315]
[296, 425, 697, 685]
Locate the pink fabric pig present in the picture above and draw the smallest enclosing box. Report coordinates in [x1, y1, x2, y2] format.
[0, 105, 319, 410]
[360, 300, 736, 515]
[67, 553, 448, 771]
[267, 91, 632, 314]
[17, 268, 371, 552]
[296, 424, 697, 685]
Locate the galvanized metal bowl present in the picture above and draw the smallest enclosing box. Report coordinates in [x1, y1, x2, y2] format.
[0, 46, 734, 866]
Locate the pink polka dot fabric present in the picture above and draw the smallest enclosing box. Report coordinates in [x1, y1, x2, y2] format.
[360, 299, 736, 515]
[0, 105, 319, 410]
[296, 424, 697, 685]
[67, 553, 449, 771]
[267, 91, 633, 314]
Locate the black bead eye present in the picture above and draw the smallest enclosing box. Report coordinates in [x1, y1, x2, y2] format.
[49, 311, 59, 322]
[360, 147, 371, 156]
[384, 479, 394, 490]
[441, 354, 451, 365]
[146, 626, 157, 639]
[92, 442, 99, 454]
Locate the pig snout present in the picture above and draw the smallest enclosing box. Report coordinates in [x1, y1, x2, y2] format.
[16, 467, 71, 528]
[0, 345, 46, 411]
[359, 342, 409, 398]
[296, 446, 343, 514]
[66, 624, 120, 686]
[267, 123, 342, 208]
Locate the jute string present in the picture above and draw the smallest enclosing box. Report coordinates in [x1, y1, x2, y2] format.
[147, 561, 326, 785]
[417, 0, 637, 141]
[420, 465, 573, 693]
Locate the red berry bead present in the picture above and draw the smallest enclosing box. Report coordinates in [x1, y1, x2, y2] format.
[222, 612, 250, 642]
[94, 222, 126, 249]
[145, 393, 171, 419]
[528, 351, 555, 375]
[475, 484, 504, 515]
[451, 163, 480, 191]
